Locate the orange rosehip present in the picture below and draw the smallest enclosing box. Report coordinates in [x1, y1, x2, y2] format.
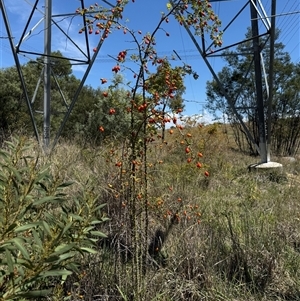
[109, 108, 116, 115]
[185, 147, 191, 154]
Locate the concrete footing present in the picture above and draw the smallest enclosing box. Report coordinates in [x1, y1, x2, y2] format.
[248, 161, 283, 171]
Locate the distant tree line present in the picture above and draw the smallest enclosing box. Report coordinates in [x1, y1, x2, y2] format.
[0, 51, 128, 144]
[0, 51, 185, 146]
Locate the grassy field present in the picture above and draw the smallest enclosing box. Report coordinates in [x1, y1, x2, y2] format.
[48, 124, 300, 301]
[2, 124, 300, 300]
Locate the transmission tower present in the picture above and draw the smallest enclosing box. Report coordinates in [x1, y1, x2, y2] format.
[171, 0, 277, 164]
[0, 0, 117, 151]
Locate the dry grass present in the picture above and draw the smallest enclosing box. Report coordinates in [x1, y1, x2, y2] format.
[13, 125, 300, 301]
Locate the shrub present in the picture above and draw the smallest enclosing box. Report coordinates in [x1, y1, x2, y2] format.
[0, 136, 107, 300]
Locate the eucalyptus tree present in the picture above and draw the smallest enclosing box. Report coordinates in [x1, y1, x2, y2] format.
[206, 29, 300, 155]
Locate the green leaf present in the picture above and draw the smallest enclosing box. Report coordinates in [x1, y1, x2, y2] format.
[32, 228, 43, 249]
[90, 220, 103, 225]
[51, 222, 73, 246]
[0, 149, 10, 159]
[39, 269, 73, 278]
[5, 249, 14, 273]
[69, 214, 84, 221]
[52, 243, 75, 257]
[83, 226, 94, 233]
[61, 222, 73, 236]
[57, 181, 74, 189]
[5, 140, 16, 149]
[32, 195, 57, 206]
[41, 220, 52, 237]
[15, 289, 52, 298]
[15, 258, 33, 269]
[65, 262, 79, 273]
[11, 237, 30, 260]
[80, 247, 97, 254]
[8, 166, 22, 183]
[58, 252, 75, 262]
[11, 176, 20, 194]
[44, 255, 60, 263]
[93, 203, 107, 212]
[35, 166, 50, 181]
[90, 230, 107, 238]
[14, 222, 38, 233]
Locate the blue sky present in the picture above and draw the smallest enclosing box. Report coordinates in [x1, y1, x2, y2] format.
[1, 0, 299, 122]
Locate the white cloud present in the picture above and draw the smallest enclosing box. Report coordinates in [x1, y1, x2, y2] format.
[72, 64, 88, 73]
[51, 13, 94, 64]
[5, 1, 43, 22]
[179, 110, 219, 126]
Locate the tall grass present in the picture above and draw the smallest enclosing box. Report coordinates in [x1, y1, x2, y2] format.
[2, 125, 300, 300]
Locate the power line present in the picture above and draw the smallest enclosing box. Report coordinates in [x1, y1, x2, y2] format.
[276, 0, 291, 28]
[23, 0, 44, 15]
[276, 1, 299, 30]
[255, 9, 300, 20]
[273, 0, 299, 63]
[290, 41, 300, 58]
[281, 15, 299, 48]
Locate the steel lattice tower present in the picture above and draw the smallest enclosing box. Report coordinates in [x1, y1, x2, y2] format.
[175, 0, 277, 163]
[0, 0, 116, 151]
